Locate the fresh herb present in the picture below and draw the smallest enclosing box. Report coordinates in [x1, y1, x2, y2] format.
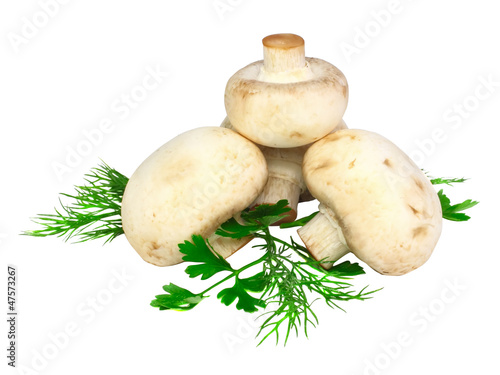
[429, 175, 478, 222]
[438, 190, 479, 222]
[430, 177, 468, 186]
[279, 211, 319, 229]
[151, 200, 377, 345]
[151, 235, 269, 313]
[22, 162, 128, 243]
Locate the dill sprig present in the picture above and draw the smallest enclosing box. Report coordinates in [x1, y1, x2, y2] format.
[254, 227, 376, 345]
[23, 162, 128, 243]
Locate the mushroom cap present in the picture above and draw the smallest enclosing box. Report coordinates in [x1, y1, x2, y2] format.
[121, 127, 268, 266]
[302, 129, 442, 275]
[224, 57, 348, 148]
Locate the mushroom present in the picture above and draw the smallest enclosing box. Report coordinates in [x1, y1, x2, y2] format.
[224, 33, 348, 148]
[298, 129, 442, 276]
[121, 127, 268, 266]
[221, 116, 347, 223]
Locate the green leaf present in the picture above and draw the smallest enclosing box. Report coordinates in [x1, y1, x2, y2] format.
[438, 190, 479, 222]
[430, 177, 468, 186]
[216, 218, 260, 239]
[151, 283, 206, 311]
[216, 200, 291, 239]
[180, 235, 233, 280]
[438, 189, 451, 208]
[327, 261, 366, 278]
[241, 199, 291, 227]
[239, 272, 268, 293]
[280, 211, 319, 229]
[217, 277, 266, 313]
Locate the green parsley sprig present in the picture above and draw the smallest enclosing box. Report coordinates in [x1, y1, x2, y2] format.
[429, 176, 479, 221]
[438, 191, 478, 221]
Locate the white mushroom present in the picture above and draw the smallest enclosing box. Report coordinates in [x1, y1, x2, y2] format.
[121, 127, 268, 266]
[224, 33, 348, 148]
[298, 129, 442, 276]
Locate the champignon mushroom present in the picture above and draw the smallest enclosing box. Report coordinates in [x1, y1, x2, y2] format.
[298, 129, 442, 276]
[224, 33, 348, 148]
[221, 116, 347, 223]
[121, 127, 268, 266]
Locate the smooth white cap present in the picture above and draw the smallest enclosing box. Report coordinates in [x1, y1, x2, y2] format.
[301, 129, 442, 275]
[121, 127, 268, 266]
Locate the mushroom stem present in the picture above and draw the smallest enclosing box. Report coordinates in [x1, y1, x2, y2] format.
[259, 34, 312, 83]
[206, 233, 252, 259]
[221, 116, 305, 224]
[250, 149, 305, 224]
[262, 33, 305, 73]
[297, 205, 350, 269]
[251, 177, 301, 224]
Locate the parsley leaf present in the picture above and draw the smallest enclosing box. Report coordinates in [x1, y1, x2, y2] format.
[216, 199, 291, 238]
[150, 283, 206, 311]
[241, 199, 291, 227]
[280, 211, 319, 229]
[438, 190, 479, 221]
[217, 274, 267, 313]
[216, 218, 261, 239]
[326, 260, 366, 278]
[179, 235, 233, 280]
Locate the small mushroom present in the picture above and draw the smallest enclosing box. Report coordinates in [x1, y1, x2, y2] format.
[224, 33, 348, 148]
[121, 127, 268, 266]
[298, 129, 442, 276]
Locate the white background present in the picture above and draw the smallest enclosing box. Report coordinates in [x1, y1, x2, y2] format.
[1, 1, 499, 374]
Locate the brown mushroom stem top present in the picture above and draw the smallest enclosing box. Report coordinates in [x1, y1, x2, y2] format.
[262, 33, 306, 74]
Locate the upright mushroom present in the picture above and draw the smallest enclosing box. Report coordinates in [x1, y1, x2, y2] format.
[298, 129, 442, 276]
[223, 33, 349, 222]
[121, 127, 268, 266]
[224, 33, 348, 148]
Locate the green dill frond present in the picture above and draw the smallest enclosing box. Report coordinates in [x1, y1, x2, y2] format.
[23, 162, 129, 244]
